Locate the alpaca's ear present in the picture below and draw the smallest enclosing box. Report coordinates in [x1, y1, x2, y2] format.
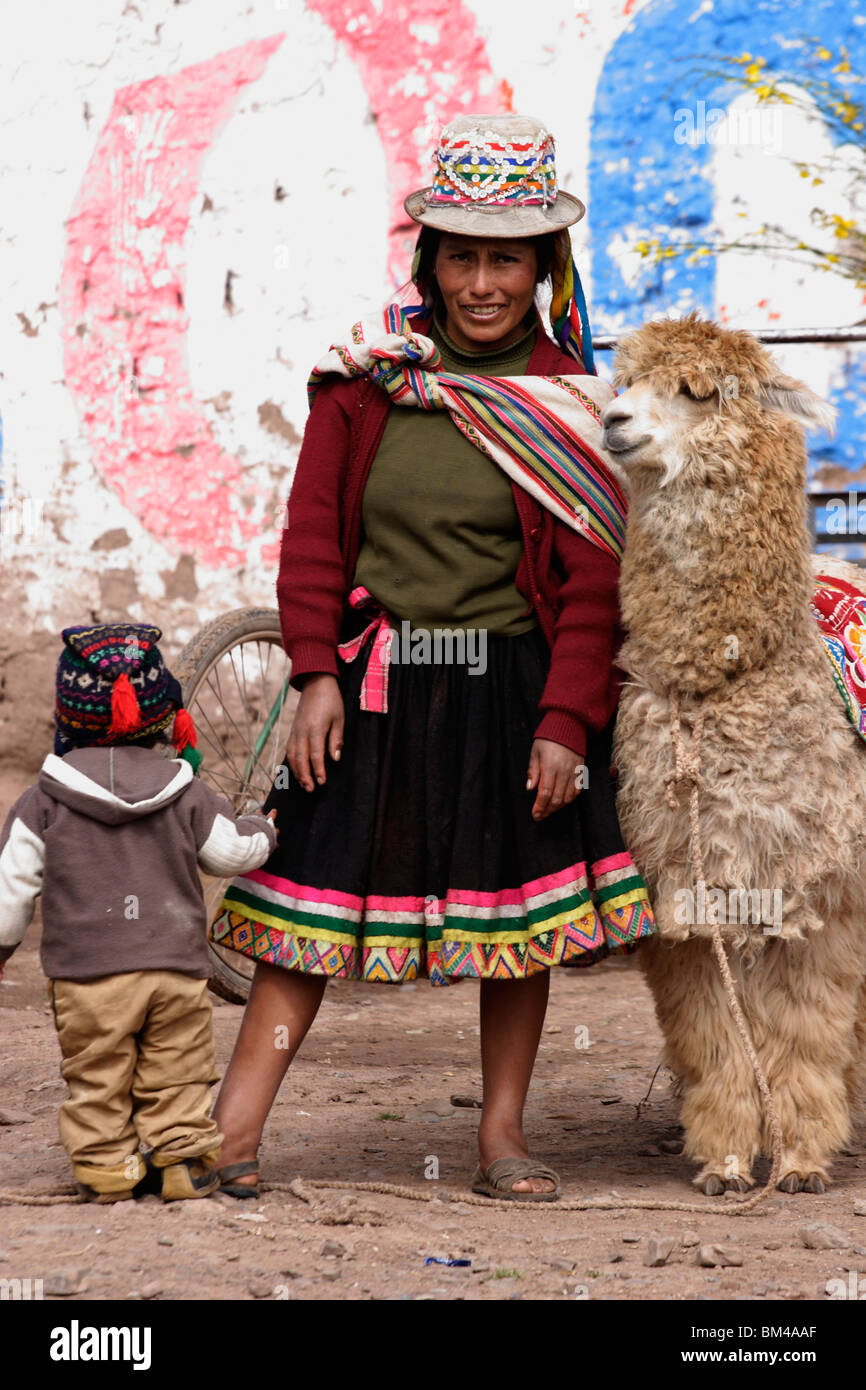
[759, 373, 837, 437]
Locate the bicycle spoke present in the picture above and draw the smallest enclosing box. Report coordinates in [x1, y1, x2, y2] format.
[232, 643, 276, 782]
[197, 764, 251, 800]
[264, 642, 292, 738]
[224, 646, 253, 749]
[230, 643, 256, 751]
[192, 691, 248, 787]
[202, 666, 255, 765]
[233, 642, 273, 783]
[266, 643, 293, 734]
[206, 663, 256, 764]
[188, 711, 234, 765]
[253, 647, 291, 780]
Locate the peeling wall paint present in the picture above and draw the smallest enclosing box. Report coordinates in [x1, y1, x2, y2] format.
[59, 35, 285, 569]
[306, 0, 501, 280]
[0, 0, 862, 737]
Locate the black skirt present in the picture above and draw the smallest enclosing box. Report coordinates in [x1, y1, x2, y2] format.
[211, 601, 654, 985]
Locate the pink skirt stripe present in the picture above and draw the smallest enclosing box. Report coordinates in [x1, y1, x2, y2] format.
[511, 862, 588, 900]
[592, 851, 636, 876]
[442, 864, 587, 910]
[365, 893, 432, 911]
[245, 868, 363, 912]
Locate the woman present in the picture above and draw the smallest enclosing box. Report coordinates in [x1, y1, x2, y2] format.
[210, 114, 654, 1201]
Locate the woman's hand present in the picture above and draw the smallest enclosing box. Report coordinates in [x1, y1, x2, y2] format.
[526, 739, 585, 821]
[286, 674, 345, 792]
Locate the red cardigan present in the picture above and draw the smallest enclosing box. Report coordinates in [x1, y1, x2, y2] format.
[276, 330, 622, 758]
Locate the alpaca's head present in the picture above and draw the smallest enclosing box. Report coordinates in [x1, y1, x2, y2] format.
[601, 311, 837, 490]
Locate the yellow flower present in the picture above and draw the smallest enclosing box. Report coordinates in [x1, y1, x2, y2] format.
[830, 100, 860, 124]
[753, 83, 790, 104]
[832, 216, 857, 239]
[815, 46, 832, 61]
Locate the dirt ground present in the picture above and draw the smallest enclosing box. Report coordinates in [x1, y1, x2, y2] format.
[1, 762, 865, 1305]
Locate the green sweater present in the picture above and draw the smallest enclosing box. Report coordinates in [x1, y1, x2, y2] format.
[352, 316, 539, 634]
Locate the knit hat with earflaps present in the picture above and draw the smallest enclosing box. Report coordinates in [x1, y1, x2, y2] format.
[54, 622, 201, 771]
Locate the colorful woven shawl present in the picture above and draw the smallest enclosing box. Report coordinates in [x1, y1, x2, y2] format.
[309, 303, 625, 561]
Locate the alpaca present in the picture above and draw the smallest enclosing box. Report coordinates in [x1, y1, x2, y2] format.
[603, 312, 866, 1195]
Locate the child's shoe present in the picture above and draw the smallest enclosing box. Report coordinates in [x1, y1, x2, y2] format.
[132, 1159, 162, 1198]
[73, 1153, 147, 1203]
[160, 1157, 221, 1202]
[75, 1182, 137, 1204]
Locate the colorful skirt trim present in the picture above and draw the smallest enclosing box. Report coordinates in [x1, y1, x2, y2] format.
[213, 852, 652, 985]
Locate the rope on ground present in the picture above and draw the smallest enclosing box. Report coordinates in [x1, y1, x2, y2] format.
[261, 1176, 767, 1214]
[0, 1188, 85, 1206]
[0, 1174, 777, 1214]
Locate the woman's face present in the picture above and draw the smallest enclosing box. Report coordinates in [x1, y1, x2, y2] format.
[434, 234, 538, 352]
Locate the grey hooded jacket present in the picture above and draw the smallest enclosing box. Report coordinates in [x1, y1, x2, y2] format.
[0, 745, 277, 981]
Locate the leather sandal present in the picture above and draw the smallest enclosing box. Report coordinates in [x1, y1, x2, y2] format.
[471, 1156, 561, 1202]
[75, 1182, 137, 1205]
[216, 1160, 261, 1199]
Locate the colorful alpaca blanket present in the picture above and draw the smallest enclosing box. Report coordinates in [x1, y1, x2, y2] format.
[309, 305, 626, 561]
[812, 572, 866, 741]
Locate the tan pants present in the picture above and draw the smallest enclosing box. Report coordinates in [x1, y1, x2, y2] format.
[49, 970, 223, 1194]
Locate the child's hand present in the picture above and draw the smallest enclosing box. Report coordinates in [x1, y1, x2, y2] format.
[263, 807, 279, 844]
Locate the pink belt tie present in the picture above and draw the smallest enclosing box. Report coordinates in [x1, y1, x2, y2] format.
[337, 585, 393, 713]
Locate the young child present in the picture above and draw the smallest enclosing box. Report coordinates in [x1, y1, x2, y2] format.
[0, 621, 277, 1203]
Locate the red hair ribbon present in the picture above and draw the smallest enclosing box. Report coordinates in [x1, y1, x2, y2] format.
[109, 672, 142, 735]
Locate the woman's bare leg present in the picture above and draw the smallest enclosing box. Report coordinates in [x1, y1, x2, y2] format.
[213, 961, 327, 1185]
[477, 969, 554, 1193]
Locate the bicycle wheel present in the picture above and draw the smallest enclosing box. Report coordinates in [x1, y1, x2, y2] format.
[174, 608, 297, 1003]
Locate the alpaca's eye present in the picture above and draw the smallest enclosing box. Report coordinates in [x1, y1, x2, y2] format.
[680, 381, 716, 402]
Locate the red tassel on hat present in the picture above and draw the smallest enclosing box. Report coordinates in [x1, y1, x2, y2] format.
[109, 672, 142, 735]
[172, 706, 197, 753]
